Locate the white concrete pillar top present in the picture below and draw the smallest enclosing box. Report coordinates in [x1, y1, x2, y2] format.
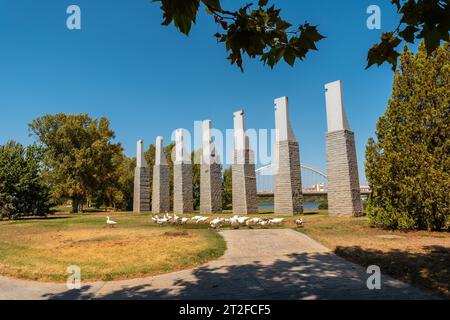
[136, 139, 148, 168]
[175, 128, 191, 164]
[325, 80, 350, 132]
[202, 120, 220, 164]
[155, 136, 168, 165]
[202, 120, 212, 160]
[233, 110, 246, 152]
[275, 96, 296, 142]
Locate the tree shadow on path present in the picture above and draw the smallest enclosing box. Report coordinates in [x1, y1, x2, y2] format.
[43, 250, 438, 300]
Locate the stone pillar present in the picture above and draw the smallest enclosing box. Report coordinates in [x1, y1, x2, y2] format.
[200, 120, 222, 214]
[152, 136, 170, 213]
[274, 97, 303, 216]
[232, 110, 258, 215]
[325, 80, 363, 216]
[133, 140, 151, 213]
[173, 129, 193, 214]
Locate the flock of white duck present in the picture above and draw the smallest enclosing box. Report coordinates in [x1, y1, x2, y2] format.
[149, 213, 305, 230]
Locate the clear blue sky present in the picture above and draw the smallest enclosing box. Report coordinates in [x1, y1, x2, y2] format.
[0, 0, 407, 184]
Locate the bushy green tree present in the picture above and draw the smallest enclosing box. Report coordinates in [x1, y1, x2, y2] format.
[222, 167, 232, 210]
[92, 154, 135, 211]
[192, 149, 201, 210]
[318, 199, 328, 210]
[0, 141, 51, 219]
[365, 42, 449, 231]
[29, 114, 123, 213]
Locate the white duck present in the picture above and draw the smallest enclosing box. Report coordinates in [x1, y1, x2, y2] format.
[258, 219, 270, 228]
[210, 218, 223, 230]
[196, 216, 209, 224]
[106, 216, 117, 228]
[237, 217, 249, 225]
[269, 218, 285, 226]
[295, 219, 304, 228]
[180, 218, 190, 224]
[157, 217, 169, 225]
[246, 218, 261, 227]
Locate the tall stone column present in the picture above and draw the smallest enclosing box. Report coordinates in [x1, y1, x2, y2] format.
[152, 136, 170, 213]
[200, 120, 222, 214]
[274, 97, 303, 216]
[173, 129, 193, 214]
[232, 110, 258, 215]
[133, 140, 150, 213]
[325, 80, 363, 216]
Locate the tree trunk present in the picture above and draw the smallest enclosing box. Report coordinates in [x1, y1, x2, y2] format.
[71, 198, 79, 213]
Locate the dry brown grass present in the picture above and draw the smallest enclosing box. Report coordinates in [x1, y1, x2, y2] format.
[297, 215, 450, 298]
[0, 214, 225, 282]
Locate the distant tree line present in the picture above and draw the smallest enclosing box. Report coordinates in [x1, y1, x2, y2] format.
[0, 113, 233, 218]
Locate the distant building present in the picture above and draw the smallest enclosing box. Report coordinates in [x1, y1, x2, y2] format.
[304, 183, 326, 193]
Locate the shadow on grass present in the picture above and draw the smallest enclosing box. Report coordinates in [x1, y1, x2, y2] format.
[0, 215, 75, 223]
[334, 245, 449, 299]
[42, 250, 439, 300]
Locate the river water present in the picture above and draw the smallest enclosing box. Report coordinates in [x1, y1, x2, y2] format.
[258, 201, 320, 211]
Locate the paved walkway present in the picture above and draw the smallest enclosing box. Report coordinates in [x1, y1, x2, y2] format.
[0, 229, 437, 300]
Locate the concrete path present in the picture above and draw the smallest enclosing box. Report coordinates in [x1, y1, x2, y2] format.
[0, 229, 437, 300]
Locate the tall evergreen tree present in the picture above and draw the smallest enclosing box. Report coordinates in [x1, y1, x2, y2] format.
[0, 141, 51, 219]
[365, 42, 449, 231]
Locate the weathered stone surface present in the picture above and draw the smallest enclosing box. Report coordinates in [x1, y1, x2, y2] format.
[133, 140, 150, 213]
[133, 167, 151, 213]
[232, 164, 258, 214]
[152, 136, 170, 214]
[274, 97, 304, 216]
[232, 110, 258, 215]
[326, 130, 363, 216]
[200, 163, 222, 214]
[274, 141, 304, 215]
[200, 120, 222, 214]
[325, 81, 362, 217]
[173, 128, 193, 214]
[174, 163, 193, 214]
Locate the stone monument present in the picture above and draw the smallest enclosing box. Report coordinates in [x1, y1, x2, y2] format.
[173, 129, 193, 214]
[133, 140, 150, 213]
[200, 120, 222, 214]
[152, 136, 170, 213]
[325, 80, 363, 216]
[232, 110, 258, 215]
[274, 97, 304, 216]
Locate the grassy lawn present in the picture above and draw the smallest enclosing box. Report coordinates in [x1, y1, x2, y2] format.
[1, 210, 448, 300]
[0, 213, 226, 282]
[296, 215, 450, 299]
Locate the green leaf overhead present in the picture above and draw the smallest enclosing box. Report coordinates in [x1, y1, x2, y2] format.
[153, 0, 201, 35]
[153, 0, 448, 71]
[153, 0, 325, 71]
[368, 0, 449, 69]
